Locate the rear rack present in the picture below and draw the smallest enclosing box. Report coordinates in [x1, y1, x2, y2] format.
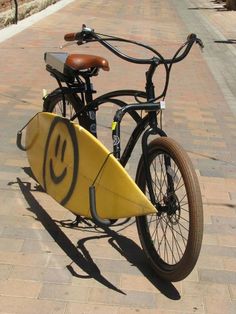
[44, 52, 75, 83]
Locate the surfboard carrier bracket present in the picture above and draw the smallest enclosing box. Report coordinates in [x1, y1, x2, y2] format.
[16, 113, 39, 151]
[89, 186, 112, 227]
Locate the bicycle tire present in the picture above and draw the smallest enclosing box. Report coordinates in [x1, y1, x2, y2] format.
[44, 92, 79, 122]
[136, 137, 203, 282]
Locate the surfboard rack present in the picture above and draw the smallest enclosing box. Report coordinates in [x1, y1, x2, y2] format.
[16, 113, 39, 151]
[16, 131, 27, 151]
[89, 186, 112, 227]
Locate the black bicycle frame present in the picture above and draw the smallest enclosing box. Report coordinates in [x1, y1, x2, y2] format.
[45, 45, 172, 225]
[49, 56, 168, 210]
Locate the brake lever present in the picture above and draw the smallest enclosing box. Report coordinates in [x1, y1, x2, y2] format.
[60, 42, 77, 49]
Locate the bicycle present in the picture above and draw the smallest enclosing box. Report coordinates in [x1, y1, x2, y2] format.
[21, 25, 204, 282]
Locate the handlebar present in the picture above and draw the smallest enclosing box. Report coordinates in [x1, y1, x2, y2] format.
[64, 25, 204, 66]
[64, 25, 204, 102]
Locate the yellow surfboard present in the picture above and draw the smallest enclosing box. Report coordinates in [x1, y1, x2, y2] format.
[25, 112, 156, 219]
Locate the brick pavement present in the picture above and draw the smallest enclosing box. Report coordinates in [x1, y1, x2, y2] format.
[0, 0, 236, 313]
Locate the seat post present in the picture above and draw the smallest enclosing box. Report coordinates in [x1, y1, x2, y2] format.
[80, 75, 98, 137]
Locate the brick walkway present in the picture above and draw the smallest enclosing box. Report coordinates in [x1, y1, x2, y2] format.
[0, 0, 235, 313]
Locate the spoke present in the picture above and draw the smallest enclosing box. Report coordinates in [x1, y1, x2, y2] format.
[150, 158, 162, 197]
[179, 215, 189, 224]
[159, 218, 169, 262]
[174, 182, 186, 193]
[163, 217, 189, 241]
[172, 162, 180, 185]
[179, 192, 188, 204]
[171, 223, 178, 264]
[150, 161, 161, 200]
[174, 219, 189, 233]
[147, 214, 160, 226]
[150, 216, 161, 240]
[177, 220, 187, 246]
[161, 220, 178, 264]
[173, 164, 184, 190]
[157, 217, 168, 249]
[162, 216, 185, 260]
[159, 154, 168, 193]
[180, 207, 189, 213]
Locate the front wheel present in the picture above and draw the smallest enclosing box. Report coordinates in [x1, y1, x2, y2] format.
[136, 137, 203, 282]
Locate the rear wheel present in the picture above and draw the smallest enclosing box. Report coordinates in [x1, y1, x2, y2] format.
[44, 93, 79, 121]
[136, 137, 203, 282]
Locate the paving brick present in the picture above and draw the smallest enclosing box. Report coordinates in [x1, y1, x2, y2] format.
[197, 254, 225, 270]
[202, 233, 219, 246]
[93, 258, 142, 275]
[88, 287, 157, 308]
[21, 239, 65, 254]
[211, 216, 236, 226]
[10, 265, 71, 286]
[1, 226, 56, 242]
[201, 245, 236, 258]
[0, 279, 42, 298]
[39, 282, 89, 302]
[182, 281, 230, 299]
[204, 223, 236, 235]
[199, 269, 236, 284]
[9, 265, 45, 281]
[119, 273, 182, 294]
[229, 284, 236, 300]
[184, 268, 199, 282]
[155, 294, 204, 313]
[0, 295, 66, 314]
[203, 204, 236, 218]
[65, 303, 119, 314]
[0, 214, 43, 229]
[223, 258, 236, 272]
[120, 273, 160, 293]
[218, 234, 236, 247]
[0, 264, 12, 280]
[0, 237, 24, 252]
[71, 270, 121, 289]
[0, 252, 49, 267]
[204, 296, 236, 314]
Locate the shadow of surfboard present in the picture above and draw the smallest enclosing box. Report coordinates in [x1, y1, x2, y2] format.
[15, 177, 180, 299]
[16, 177, 125, 295]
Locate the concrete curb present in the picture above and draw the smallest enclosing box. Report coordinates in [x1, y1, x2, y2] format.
[0, 0, 60, 29]
[0, 0, 74, 43]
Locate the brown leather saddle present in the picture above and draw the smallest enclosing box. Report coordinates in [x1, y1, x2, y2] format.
[66, 54, 109, 72]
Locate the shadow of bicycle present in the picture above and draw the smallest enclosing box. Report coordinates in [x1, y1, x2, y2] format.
[16, 176, 180, 300]
[188, 0, 227, 11]
[214, 39, 236, 44]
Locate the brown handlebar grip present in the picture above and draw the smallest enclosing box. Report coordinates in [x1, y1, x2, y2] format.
[64, 33, 77, 41]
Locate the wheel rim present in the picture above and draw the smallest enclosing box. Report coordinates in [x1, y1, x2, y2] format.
[145, 151, 190, 266]
[52, 98, 77, 120]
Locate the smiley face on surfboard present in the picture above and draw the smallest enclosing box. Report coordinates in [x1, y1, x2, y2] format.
[25, 112, 156, 219]
[42, 117, 79, 206]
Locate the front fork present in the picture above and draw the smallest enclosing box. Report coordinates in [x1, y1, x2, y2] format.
[142, 113, 177, 215]
[141, 111, 167, 207]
